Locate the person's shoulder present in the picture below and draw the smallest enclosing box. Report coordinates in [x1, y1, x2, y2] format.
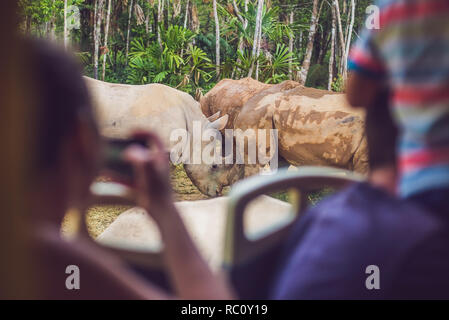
[307, 181, 388, 220]
[271, 183, 392, 299]
[304, 182, 441, 246]
[271, 182, 443, 299]
[283, 182, 386, 252]
[315, 181, 434, 219]
[390, 222, 449, 299]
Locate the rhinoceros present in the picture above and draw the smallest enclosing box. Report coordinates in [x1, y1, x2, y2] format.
[195, 79, 368, 194]
[84, 77, 232, 196]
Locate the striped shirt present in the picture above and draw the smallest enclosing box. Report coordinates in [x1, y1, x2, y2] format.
[348, 0, 449, 197]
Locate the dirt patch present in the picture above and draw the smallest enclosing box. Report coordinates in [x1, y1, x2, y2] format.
[84, 205, 132, 238]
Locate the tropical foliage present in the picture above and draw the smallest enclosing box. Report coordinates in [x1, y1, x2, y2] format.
[18, 0, 374, 95]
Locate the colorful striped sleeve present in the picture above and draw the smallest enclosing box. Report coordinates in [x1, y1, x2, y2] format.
[348, 27, 386, 79]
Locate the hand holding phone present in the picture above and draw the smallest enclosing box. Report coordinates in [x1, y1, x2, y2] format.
[103, 136, 148, 184]
[121, 131, 173, 218]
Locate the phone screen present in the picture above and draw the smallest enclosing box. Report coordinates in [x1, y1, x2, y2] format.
[103, 137, 148, 181]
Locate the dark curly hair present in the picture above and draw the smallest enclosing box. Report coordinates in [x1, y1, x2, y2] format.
[27, 38, 97, 173]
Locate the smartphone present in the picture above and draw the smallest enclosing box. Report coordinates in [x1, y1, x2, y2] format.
[103, 137, 148, 182]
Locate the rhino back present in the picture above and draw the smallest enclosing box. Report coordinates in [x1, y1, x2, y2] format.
[234, 85, 367, 172]
[274, 94, 366, 169]
[85, 77, 203, 148]
[200, 77, 271, 130]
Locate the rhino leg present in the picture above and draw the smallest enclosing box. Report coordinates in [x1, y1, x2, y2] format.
[352, 136, 369, 174]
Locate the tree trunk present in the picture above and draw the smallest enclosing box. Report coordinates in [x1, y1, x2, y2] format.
[334, 0, 346, 75]
[93, 0, 104, 79]
[25, 15, 31, 35]
[318, 31, 331, 65]
[47, 0, 56, 40]
[342, 0, 351, 72]
[93, 0, 97, 65]
[157, 0, 165, 48]
[288, 11, 294, 79]
[102, 0, 112, 81]
[125, 0, 134, 61]
[180, 0, 189, 57]
[64, 0, 68, 48]
[344, 4, 350, 48]
[166, 0, 170, 25]
[173, 0, 181, 19]
[299, 0, 319, 84]
[232, 0, 248, 78]
[190, 2, 199, 32]
[183, 0, 189, 29]
[255, 18, 262, 80]
[248, 0, 263, 78]
[328, 3, 336, 90]
[45, 21, 50, 37]
[93, 0, 97, 77]
[213, 0, 220, 77]
[145, 3, 150, 34]
[296, 29, 303, 80]
[244, 0, 249, 25]
[342, 0, 355, 81]
[232, 0, 245, 25]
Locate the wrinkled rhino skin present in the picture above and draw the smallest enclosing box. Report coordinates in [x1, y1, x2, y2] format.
[202, 79, 368, 175]
[200, 77, 271, 130]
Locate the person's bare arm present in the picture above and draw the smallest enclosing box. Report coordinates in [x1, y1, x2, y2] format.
[346, 72, 382, 108]
[125, 132, 235, 300]
[152, 201, 234, 299]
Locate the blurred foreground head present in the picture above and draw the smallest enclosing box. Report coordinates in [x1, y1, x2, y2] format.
[27, 39, 101, 222]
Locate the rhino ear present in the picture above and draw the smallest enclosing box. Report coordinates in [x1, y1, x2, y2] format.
[207, 111, 221, 122]
[207, 114, 229, 130]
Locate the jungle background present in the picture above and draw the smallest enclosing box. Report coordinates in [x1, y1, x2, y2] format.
[18, 0, 374, 98]
[19, 0, 373, 236]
